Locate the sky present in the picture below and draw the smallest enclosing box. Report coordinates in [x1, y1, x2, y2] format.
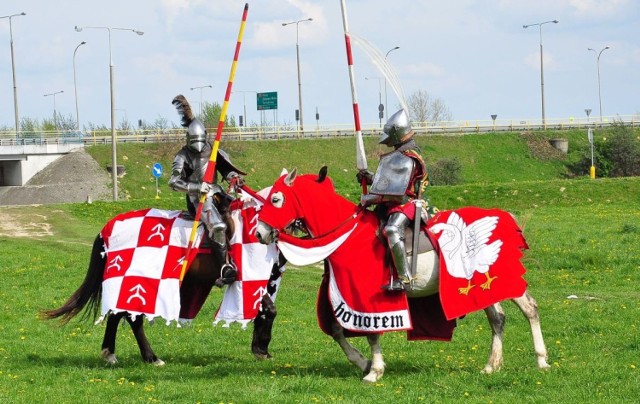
[1, 0, 639, 130]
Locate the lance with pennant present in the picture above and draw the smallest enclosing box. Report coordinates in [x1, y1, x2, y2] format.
[180, 3, 249, 282]
[339, 0, 368, 193]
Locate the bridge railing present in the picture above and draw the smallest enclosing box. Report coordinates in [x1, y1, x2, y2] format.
[0, 114, 637, 145]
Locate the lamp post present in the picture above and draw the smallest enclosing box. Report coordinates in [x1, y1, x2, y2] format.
[232, 90, 257, 128]
[190, 85, 213, 117]
[523, 19, 558, 128]
[365, 76, 383, 127]
[282, 17, 313, 134]
[384, 46, 400, 118]
[75, 25, 144, 201]
[587, 46, 610, 123]
[44, 90, 64, 131]
[1, 12, 26, 135]
[73, 41, 86, 131]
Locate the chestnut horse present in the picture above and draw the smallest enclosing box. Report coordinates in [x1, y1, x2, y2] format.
[42, 214, 283, 365]
[255, 167, 549, 382]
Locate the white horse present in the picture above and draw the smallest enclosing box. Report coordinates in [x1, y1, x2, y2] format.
[255, 167, 550, 382]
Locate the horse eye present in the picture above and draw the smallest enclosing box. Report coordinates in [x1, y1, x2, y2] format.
[270, 192, 284, 208]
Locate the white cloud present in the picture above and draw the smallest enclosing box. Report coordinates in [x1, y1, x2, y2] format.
[568, 0, 630, 16]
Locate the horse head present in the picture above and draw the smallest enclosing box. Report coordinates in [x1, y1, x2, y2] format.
[256, 166, 341, 244]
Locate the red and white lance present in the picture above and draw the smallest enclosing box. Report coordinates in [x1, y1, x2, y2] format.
[339, 0, 368, 193]
[180, 3, 249, 282]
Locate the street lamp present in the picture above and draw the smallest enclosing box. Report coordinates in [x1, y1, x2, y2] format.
[384, 46, 400, 118]
[44, 90, 64, 131]
[523, 19, 558, 128]
[190, 84, 213, 117]
[365, 76, 383, 127]
[282, 17, 313, 134]
[232, 90, 257, 128]
[75, 25, 144, 201]
[73, 41, 87, 131]
[1, 12, 26, 135]
[587, 46, 610, 123]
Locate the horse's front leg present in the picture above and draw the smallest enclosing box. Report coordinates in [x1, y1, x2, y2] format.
[101, 312, 123, 364]
[512, 291, 550, 370]
[483, 303, 505, 373]
[329, 322, 371, 376]
[362, 333, 385, 383]
[252, 294, 277, 360]
[125, 314, 165, 366]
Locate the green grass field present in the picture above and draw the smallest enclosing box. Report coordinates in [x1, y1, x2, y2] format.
[1, 129, 639, 403]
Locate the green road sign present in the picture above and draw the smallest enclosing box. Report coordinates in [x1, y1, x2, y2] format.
[257, 91, 278, 110]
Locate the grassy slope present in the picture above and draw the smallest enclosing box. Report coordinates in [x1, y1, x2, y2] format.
[85, 128, 638, 211]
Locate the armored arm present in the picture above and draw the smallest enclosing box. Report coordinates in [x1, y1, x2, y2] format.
[356, 169, 374, 185]
[168, 153, 201, 196]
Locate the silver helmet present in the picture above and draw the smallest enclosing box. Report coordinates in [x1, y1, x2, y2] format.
[172, 94, 207, 152]
[379, 109, 413, 146]
[186, 118, 207, 152]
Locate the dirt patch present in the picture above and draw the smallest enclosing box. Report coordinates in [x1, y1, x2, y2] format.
[0, 206, 53, 237]
[520, 131, 568, 161]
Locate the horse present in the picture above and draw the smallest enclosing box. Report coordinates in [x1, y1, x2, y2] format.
[254, 167, 550, 383]
[42, 205, 283, 365]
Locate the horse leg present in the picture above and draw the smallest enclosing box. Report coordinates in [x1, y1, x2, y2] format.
[101, 313, 123, 365]
[252, 294, 276, 360]
[329, 321, 371, 377]
[124, 315, 165, 366]
[482, 303, 505, 374]
[362, 333, 385, 384]
[511, 291, 550, 370]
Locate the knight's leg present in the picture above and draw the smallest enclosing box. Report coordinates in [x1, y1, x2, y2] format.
[382, 213, 411, 291]
[202, 198, 237, 286]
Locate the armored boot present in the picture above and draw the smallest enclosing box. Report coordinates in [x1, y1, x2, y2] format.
[382, 213, 412, 292]
[202, 200, 237, 287]
[212, 240, 237, 288]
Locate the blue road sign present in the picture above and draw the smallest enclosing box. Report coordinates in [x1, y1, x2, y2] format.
[152, 163, 163, 178]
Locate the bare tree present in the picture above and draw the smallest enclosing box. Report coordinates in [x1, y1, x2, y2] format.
[406, 90, 452, 124]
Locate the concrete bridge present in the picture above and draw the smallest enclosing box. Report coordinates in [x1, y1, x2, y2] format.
[0, 143, 84, 186]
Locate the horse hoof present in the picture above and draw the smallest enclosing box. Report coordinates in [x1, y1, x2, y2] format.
[153, 359, 166, 367]
[362, 370, 382, 384]
[101, 349, 118, 365]
[481, 365, 499, 374]
[253, 352, 273, 361]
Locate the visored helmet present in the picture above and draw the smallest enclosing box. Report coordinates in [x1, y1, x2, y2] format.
[379, 109, 413, 147]
[186, 118, 207, 152]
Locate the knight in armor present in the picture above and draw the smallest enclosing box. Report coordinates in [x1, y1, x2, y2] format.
[357, 109, 428, 291]
[169, 94, 246, 286]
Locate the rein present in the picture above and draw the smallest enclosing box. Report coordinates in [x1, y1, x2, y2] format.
[288, 205, 366, 241]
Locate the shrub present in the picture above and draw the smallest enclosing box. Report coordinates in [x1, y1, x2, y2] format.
[568, 122, 640, 177]
[428, 157, 462, 186]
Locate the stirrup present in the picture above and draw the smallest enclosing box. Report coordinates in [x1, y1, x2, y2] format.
[215, 263, 237, 288]
[382, 278, 406, 292]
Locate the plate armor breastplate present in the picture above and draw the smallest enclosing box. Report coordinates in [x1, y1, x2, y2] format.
[370, 150, 414, 196]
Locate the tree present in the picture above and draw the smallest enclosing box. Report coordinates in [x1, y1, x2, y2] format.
[406, 90, 452, 124]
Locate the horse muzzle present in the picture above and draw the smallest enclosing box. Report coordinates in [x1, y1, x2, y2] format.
[255, 221, 278, 244]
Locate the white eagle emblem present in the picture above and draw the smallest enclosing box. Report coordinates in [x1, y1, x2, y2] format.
[429, 212, 503, 295]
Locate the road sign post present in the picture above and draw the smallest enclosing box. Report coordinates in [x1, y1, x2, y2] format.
[152, 162, 163, 199]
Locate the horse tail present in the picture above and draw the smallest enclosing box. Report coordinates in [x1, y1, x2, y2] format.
[41, 234, 105, 324]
